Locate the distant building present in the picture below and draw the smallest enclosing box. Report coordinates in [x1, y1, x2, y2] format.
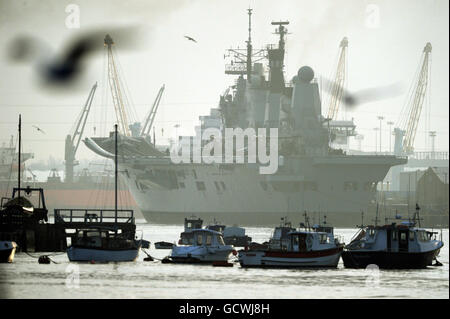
[416, 167, 449, 213]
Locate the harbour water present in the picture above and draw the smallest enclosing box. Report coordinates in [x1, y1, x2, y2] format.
[0, 222, 448, 299]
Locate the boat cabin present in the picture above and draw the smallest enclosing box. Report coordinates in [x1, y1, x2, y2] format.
[269, 219, 296, 249]
[180, 229, 226, 247]
[347, 223, 439, 253]
[184, 217, 203, 232]
[286, 231, 336, 252]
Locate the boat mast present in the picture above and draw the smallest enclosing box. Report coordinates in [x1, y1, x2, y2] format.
[115, 124, 118, 224]
[18, 114, 21, 199]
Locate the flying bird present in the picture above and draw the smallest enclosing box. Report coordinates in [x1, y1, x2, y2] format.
[32, 125, 46, 134]
[7, 26, 141, 89]
[184, 35, 197, 43]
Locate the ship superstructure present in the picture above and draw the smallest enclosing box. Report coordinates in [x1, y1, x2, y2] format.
[85, 11, 407, 225]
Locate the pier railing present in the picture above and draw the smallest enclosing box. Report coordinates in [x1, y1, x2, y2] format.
[54, 208, 135, 225]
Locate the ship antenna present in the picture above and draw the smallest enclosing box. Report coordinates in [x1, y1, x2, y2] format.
[246, 8, 253, 82]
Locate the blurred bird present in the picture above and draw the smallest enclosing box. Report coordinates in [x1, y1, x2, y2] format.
[32, 125, 46, 134]
[184, 35, 197, 43]
[7, 26, 141, 89]
[321, 78, 404, 109]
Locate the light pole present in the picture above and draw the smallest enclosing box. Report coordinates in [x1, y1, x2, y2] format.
[387, 121, 394, 153]
[377, 116, 384, 153]
[429, 131, 436, 159]
[355, 134, 364, 152]
[373, 127, 379, 153]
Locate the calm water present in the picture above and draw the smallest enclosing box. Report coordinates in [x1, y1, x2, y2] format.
[1, 222, 448, 299]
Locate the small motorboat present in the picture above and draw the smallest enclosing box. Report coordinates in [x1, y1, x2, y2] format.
[0, 240, 17, 263]
[154, 241, 174, 249]
[67, 227, 141, 262]
[166, 229, 235, 264]
[238, 217, 344, 268]
[342, 221, 444, 269]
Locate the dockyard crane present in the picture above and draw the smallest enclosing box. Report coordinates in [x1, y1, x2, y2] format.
[324, 37, 356, 148]
[64, 82, 97, 183]
[140, 85, 165, 140]
[326, 37, 348, 120]
[394, 42, 432, 155]
[104, 34, 134, 137]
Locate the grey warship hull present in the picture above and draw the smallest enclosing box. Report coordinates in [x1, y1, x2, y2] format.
[116, 155, 405, 225]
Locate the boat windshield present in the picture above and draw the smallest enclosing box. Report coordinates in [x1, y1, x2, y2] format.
[319, 234, 329, 244]
[196, 234, 203, 245]
[418, 230, 430, 242]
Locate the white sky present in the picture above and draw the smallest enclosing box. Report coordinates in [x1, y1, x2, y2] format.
[0, 0, 448, 164]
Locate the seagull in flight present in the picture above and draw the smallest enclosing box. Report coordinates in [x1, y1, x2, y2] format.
[184, 35, 197, 43]
[32, 125, 46, 134]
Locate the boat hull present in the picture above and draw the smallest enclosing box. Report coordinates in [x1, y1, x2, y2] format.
[0, 241, 17, 263]
[238, 247, 343, 268]
[342, 248, 442, 269]
[67, 246, 140, 262]
[169, 246, 233, 263]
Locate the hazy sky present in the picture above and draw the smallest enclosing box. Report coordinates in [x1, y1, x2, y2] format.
[0, 0, 448, 165]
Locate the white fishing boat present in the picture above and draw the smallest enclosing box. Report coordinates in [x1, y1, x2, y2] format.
[238, 218, 344, 268]
[166, 229, 235, 263]
[67, 227, 141, 262]
[0, 240, 17, 263]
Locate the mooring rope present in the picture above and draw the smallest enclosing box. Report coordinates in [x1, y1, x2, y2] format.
[141, 248, 164, 261]
[24, 251, 64, 264]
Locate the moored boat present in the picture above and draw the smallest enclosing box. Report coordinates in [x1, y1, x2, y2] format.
[154, 241, 174, 249]
[67, 227, 141, 262]
[0, 240, 17, 263]
[238, 219, 344, 268]
[223, 226, 252, 247]
[166, 228, 235, 264]
[342, 221, 444, 269]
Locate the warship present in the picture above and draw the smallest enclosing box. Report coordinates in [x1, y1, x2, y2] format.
[85, 11, 407, 226]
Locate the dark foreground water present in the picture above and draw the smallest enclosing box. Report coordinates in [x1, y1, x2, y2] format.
[0, 222, 448, 299]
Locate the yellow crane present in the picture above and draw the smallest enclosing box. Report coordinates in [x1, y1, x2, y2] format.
[327, 37, 348, 120]
[140, 85, 165, 139]
[394, 43, 432, 155]
[104, 34, 132, 137]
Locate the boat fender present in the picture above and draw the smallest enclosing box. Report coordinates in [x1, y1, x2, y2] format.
[38, 255, 51, 264]
[232, 250, 237, 256]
